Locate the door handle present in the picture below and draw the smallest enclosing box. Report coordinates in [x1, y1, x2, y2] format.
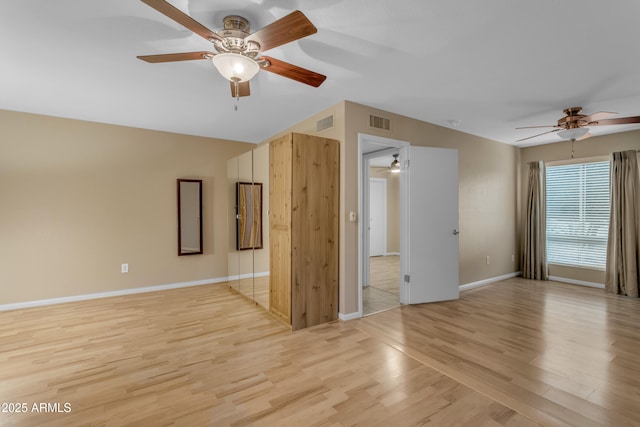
[453, 229, 459, 235]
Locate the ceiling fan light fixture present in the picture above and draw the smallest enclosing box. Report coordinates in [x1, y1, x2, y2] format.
[212, 53, 260, 82]
[557, 127, 589, 141]
[390, 154, 400, 173]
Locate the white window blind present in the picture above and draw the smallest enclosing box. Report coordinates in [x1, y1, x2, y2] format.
[546, 160, 610, 269]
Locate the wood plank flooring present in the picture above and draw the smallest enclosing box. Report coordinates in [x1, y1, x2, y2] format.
[233, 275, 270, 310]
[1, 277, 639, 426]
[356, 277, 640, 427]
[364, 256, 400, 315]
[369, 255, 401, 294]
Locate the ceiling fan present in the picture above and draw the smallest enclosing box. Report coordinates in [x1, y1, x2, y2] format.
[516, 107, 640, 142]
[373, 154, 401, 173]
[136, 0, 326, 98]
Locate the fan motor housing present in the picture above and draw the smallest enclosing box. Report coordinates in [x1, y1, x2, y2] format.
[215, 15, 260, 54]
[558, 107, 588, 129]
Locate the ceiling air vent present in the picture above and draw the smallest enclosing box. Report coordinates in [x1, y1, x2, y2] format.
[316, 115, 334, 133]
[369, 114, 391, 131]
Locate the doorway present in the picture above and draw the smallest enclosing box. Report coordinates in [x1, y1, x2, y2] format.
[359, 137, 406, 316]
[364, 168, 401, 315]
[358, 133, 460, 318]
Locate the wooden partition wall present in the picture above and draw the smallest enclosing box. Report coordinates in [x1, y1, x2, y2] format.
[269, 133, 339, 330]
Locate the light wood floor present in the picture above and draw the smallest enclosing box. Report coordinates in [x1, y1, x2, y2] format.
[1, 277, 639, 426]
[232, 276, 270, 310]
[357, 278, 640, 426]
[364, 255, 400, 315]
[369, 255, 400, 294]
[233, 255, 401, 316]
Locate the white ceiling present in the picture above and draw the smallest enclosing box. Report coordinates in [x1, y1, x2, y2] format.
[3, 0, 640, 145]
[369, 155, 396, 168]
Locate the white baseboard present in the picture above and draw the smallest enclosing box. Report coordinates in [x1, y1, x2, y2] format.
[459, 271, 522, 292]
[384, 252, 400, 256]
[0, 277, 231, 312]
[227, 271, 270, 281]
[339, 311, 362, 321]
[548, 276, 605, 289]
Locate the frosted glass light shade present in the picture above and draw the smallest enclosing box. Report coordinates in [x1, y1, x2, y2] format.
[557, 127, 589, 140]
[212, 53, 259, 82]
[390, 158, 400, 173]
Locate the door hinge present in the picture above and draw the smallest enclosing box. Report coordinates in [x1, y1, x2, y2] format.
[404, 274, 410, 283]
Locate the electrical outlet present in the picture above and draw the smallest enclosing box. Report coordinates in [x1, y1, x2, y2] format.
[486, 256, 490, 265]
[121, 263, 128, 273]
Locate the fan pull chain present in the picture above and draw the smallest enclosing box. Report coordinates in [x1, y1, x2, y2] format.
[234, 79, 239, 111]
[571, 138, 575, 159]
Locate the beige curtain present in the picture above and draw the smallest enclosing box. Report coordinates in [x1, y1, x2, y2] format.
[523, 161, 548, 280]
[605, 150, 640, 297]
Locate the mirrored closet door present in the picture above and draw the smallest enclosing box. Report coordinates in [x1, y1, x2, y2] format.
[227, 145, 270, 309]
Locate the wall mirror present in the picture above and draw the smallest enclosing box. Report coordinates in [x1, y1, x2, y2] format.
[177, 179, 203, 256]
[236, 182, 263, 250]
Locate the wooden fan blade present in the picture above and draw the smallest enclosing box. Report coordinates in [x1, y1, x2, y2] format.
[230, 81, 250, 98]
[516, 129, 560, 142]
[583, 111, 616, 122]
[137, 51, 214, 63]
[589, 116, 640, 126]
[245, 10, 317, 52]
[140, 0, 222, 42]
[515, 125, 560, 129]
[260, 56, 326, 87]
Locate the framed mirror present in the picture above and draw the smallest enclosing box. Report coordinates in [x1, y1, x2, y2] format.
[236, 182, 263, 250]
[177, 179, 203, 256]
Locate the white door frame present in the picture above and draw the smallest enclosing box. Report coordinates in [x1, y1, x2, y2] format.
[358, 133, 409, 317]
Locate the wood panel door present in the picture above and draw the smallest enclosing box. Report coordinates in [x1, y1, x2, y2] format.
[290, 134, 339, 330]
[269, 135, 292, 324]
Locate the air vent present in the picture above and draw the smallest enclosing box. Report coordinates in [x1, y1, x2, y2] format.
[369, 114, 391, 131]
[316, 115, 334, 133]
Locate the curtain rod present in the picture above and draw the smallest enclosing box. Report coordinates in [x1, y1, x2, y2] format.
[542, 150, 639, 165]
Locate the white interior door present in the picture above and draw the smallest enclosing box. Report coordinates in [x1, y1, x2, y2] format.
[401, 146, 459, 304]
[369, 178, 386, 257]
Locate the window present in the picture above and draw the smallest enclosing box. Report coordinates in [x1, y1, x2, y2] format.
[546, 160, 610, 269]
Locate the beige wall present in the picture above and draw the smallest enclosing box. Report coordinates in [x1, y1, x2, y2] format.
[369, 167, 400, 253]
[344, 101, 520, 313]
[519, 129, 640, 284]
[2, 101, 520, 314]
[264, 101, 519, 315]
[0, 109, 252, 305]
